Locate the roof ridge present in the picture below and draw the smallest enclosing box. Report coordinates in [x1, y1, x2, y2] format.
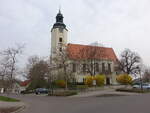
[68, 43, 112, 49]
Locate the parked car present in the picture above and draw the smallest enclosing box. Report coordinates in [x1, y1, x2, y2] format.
[21, 90, 34, 94]
[133, 83, 150, 90]
[35, 88, 48, 94]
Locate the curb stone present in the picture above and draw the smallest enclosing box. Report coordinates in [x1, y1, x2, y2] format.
[11, 104, 26, 113]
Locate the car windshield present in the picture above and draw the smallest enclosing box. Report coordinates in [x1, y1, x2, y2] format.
[36, 88, 46, 90]
[133, 83, 140, 85]
[133, 83, 149, 86]
[143, 83, 149, 86]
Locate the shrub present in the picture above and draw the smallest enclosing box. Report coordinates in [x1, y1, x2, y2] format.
[55, 80, 66, 88]
[68, 83, 76, 90]
[84, 76, 93, 87]
[116, 74, 133, 85]
[84, 75, 106, 87]
[76, 82, 85, 85]
[95, 75, 105, 86]
[76, 85, 88, 91]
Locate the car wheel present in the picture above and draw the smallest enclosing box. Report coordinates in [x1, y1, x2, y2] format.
[36, 92, 40, 95]
[147, 88, 150, 90]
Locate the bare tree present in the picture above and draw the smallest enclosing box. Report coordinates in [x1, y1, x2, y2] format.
[0, 58, 10, 80]
[23, 55, 40, 79]
[27, 58, 49, 90]
[53, 47, 75, 89]
[0, 45, 24, 79]
[0, 44, 24, 91]
[119, 49, 142, 75]
[143, 67, 150, 82]
[0, 58, 10, 89]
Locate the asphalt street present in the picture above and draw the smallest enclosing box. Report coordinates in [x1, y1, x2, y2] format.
[9, 94, 150, 113]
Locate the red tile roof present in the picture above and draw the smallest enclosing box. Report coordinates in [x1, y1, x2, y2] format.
[20, 80, 31, 87]
[67, 43, 118, 61]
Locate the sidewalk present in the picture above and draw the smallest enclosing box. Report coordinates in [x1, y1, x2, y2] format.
[0, 101, 25, 109]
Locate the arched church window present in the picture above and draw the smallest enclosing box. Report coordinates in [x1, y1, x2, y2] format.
[95, 63, 99, 72]
[108, 63, 111, 73]
[58, 17, 62, 22]
[83, 64, 86, 72]
[59, 37, 63, 42]
[72, 63, 76, 72]
[102, 63, 105, 73]
[59, 47, 62, 52]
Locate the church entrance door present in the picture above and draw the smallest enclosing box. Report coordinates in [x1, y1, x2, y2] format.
[106, 77, 110, 85]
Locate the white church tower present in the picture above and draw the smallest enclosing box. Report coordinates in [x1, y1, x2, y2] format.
[51, 10, 68, 59]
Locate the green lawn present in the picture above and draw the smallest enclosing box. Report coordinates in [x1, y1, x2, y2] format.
[0, 96, 20, 102]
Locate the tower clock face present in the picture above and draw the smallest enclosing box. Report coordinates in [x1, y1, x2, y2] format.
[59, 28, 63, 33]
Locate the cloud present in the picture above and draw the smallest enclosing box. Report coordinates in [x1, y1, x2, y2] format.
[0, 0, 150, 67]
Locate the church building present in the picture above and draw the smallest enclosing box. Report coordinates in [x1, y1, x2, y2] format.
[50, 10, 118, 85]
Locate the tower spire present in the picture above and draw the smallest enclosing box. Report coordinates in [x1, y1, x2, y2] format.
[52, 8, 67, 29]
[59, 5, 61, 14]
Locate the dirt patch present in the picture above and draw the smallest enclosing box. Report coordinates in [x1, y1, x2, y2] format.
[96, 94, 126, 97]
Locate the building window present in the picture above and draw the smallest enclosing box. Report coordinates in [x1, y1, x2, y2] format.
[83, 64, 86, 72]
[102, 63, 105, 73]
[59, 37, 62, 42]
[59, 18, 63, 22]
[72, 63, 76, 72]
[59, 64, 62, 68]
[59, 47, 62, 52]
[108, 63, 111, 73]
[59, 28, 63, 33]
[106, 77, 110, 85]
[95, 63, 99, 72]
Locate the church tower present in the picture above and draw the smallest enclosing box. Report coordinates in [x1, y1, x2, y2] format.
[51, 10, 68, 59]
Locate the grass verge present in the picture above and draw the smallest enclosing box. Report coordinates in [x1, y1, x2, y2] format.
[0, 96, 20, 102]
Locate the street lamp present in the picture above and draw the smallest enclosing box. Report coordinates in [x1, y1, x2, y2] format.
[48, 65, 54, 95]
[137, 66, 143, 91]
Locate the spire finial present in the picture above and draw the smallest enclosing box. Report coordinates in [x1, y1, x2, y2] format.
[59, 5, 61, 13]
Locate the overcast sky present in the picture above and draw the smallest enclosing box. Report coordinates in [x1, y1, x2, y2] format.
[0, 0, 150, 67]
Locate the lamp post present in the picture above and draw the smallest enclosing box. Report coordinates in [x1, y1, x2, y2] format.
[47, 65, 52, 95]
[137, 66, 143, 92]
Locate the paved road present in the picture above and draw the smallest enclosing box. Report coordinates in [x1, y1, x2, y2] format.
[8, 94, 150, 113]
